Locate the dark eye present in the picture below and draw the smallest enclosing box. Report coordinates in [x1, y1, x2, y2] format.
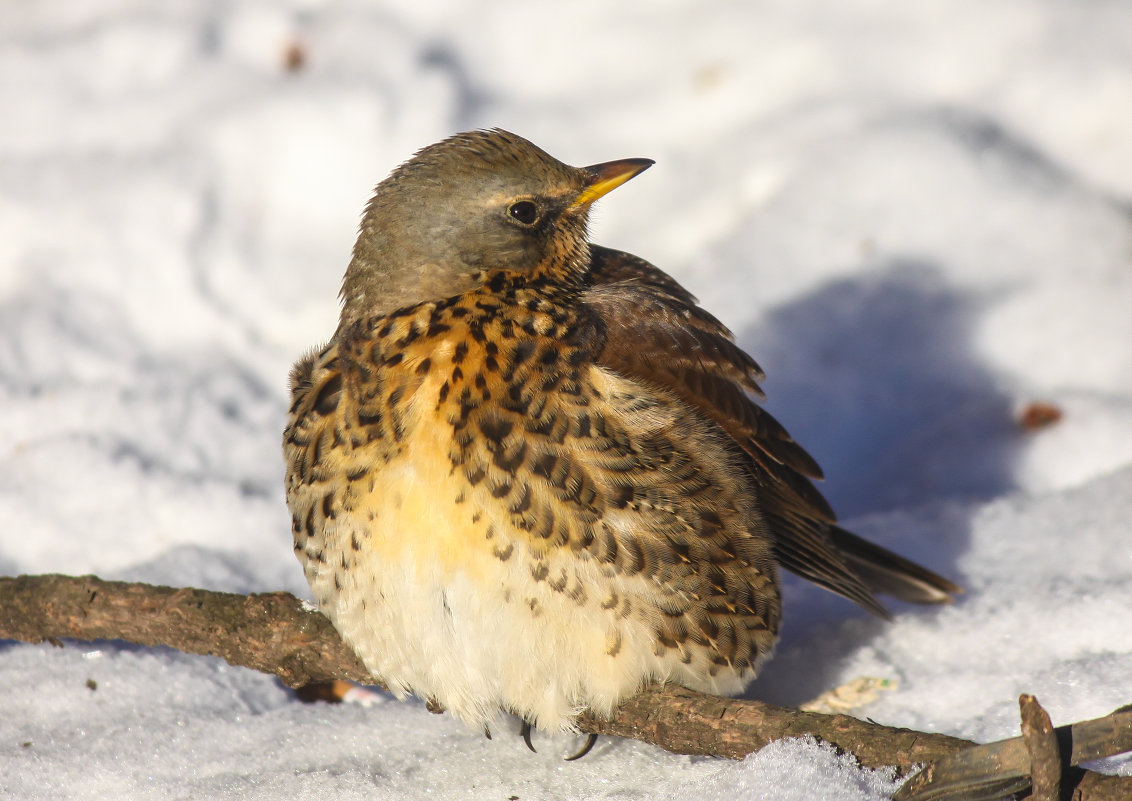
[508, 201, 539, 225]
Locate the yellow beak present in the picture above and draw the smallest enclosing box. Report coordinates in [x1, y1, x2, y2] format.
[570, 157, 654, 210]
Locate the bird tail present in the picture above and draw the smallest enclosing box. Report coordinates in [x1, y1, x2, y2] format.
[827, 525, 963, 607]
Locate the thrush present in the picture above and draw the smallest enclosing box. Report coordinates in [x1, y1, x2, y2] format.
[283, 129, 961, 739]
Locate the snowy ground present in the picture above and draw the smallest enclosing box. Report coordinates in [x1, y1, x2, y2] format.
[3, 2, 1132, 799]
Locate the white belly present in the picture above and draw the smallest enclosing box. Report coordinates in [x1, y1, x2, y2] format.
[303, 451, 750, 733]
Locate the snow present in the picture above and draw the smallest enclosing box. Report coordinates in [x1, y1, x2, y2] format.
[3, 1, 1132, 798]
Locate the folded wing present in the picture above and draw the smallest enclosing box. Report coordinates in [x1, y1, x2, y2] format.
[583, 245, 960, 616]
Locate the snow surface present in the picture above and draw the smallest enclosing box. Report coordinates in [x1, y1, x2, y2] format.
[3, 1, 1132, 799]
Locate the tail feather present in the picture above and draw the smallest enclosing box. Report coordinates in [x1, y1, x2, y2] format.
[827, 525, 963, 606]
[769, 514, 894, 619]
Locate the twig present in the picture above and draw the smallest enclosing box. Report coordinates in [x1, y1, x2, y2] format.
[0, 573, 372, 687]
[2, 573, 1131, 801]
[1020, 694, 1062, 801]
[894, 703, 1132, 801]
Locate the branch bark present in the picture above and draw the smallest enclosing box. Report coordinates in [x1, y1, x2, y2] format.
[0, 573, 372, 687]
[894, 701, 1132, 801]
[2, 574, 1129, 800]
[1019, 694, 1062, 801]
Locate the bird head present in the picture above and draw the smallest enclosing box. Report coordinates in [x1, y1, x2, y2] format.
[338, 129, 652, 329]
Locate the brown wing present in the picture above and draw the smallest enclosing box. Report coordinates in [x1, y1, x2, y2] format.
[584, 245, 960, 614]
[586, 246, 825, 484]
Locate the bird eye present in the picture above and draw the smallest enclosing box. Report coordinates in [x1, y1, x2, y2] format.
[508, 201, 539, 225]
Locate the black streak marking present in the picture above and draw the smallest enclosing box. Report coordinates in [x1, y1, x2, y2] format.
[479, 415, 514, 444]
[493, 543, 514, 561]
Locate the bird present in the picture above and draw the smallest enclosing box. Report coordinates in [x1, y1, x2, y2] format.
[283, 128, 961, 749]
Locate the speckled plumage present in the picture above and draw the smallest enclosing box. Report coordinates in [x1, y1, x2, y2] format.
[283, 129, 959, 733]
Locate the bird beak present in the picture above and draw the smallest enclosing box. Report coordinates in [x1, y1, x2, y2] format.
[571, 158, 655, 210]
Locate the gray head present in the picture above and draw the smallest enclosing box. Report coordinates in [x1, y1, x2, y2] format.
[338, 129, 652, 329]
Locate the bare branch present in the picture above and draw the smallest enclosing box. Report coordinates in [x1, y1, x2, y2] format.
[894, 702, 1132, 801]
[0, 573, 373, 687]
[1020, 694, 1062, 801]
[3, 573, 1131, 801]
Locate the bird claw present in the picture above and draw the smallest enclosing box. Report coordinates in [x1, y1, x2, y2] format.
[519, 719, 537, 753]
[517, 720, 597, 760]
[564, 733, 599, 761]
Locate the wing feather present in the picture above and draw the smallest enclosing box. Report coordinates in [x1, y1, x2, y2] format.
[584, 245, 958, 613]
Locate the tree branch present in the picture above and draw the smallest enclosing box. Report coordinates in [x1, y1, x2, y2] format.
[1019, 694, 1062, 801]
[0, 573, 372, 687]
[2, 574, 1129, 800]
